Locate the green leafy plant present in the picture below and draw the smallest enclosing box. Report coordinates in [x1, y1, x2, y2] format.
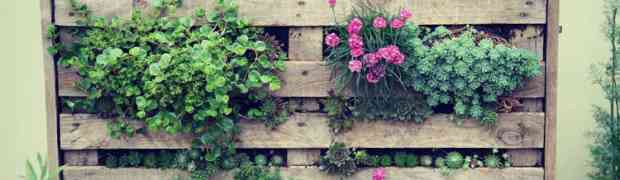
[589, 1, 620, 179]
[379, 154, 392, 167]
[319, 142, 358, 176]
[21, 153, 63, 180]
[56, 0, 289, 178]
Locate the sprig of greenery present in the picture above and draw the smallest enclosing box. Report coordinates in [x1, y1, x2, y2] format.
[589, 1, 620, 179]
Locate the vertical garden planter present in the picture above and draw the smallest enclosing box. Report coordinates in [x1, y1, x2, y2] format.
[40, 0, 558, 179]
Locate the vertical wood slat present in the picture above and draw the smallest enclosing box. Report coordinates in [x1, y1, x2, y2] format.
[64, 150, 99, 166]
[287, 149, 321, 166]
[40, 0, 60, 179]
[544, 0, 559, 179]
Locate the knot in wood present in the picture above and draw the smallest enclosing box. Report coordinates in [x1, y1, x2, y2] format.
[498, 130, 523, 145]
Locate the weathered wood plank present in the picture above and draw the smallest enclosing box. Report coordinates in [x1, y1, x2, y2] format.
[544, 0, 559, 179]
[54, 0, 547, 26]
[63, 166, 544, 180]
[506, 149, 543, 167]
[60, 113, 544, 150]
[339, 113, 544, 148]
[58, 61, 546, 98]
[289, 28, 324, 61]
[40, 0, 60, 178]
[55, 0, 133, 26]
[287, 149, 321, 166]
[63, 150, 99, 166]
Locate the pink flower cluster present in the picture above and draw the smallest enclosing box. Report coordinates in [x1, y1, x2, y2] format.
[372, 168, 386, 180]
[324, 7, 415, 84]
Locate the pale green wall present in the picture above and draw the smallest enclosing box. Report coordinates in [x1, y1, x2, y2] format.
[557, 1, 608, 180]
[0, 0, 50, 179]
[0, 0, 609, 180]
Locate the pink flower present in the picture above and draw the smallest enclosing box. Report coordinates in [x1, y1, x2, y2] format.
[347, 18, 364, 34]
[372, 16, 387, 29]
[351, 48, 364, 58]
[391, 18, 405, 29]
[348, 60, 363, 72]
[390, 52, 405, 65]
[327, 0, 336, 7]
[367, 73, 380, 84]
[325, 33, 341, 48]
[400, 9, 413, 20]
[348, 34, 364, 49]
[363, 53, 380, 67]
[367, 65, 386, 83]
[372, 168, 386, 180]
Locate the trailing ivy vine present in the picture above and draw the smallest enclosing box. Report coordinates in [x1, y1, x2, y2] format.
[52, 0, 289, 178]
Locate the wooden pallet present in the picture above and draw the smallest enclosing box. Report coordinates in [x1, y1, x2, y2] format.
[41, 0, 559, 179]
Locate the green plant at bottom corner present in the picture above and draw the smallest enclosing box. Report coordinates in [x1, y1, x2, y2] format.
[22, 153, 63, 180]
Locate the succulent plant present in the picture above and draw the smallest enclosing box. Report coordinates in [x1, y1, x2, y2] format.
[405, 154, 418, 167]
[143, 153, 158, 168]
[104, 154, 118, 168]
[394, 152, 408, 167]
[420, 155, 433, 167]
[484, 154, 501, 168]
[221, 157, 239, 170]
[435, 157, 446, 168]
[271, 155, 284, 166]
[445, 152, 464, 169]
[254, 154, 268, 166]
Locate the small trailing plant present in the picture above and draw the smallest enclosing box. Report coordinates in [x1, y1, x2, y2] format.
[589, 1, 620, 179]
[324, 0, 541, 125]
[52, 0, 289, 179]
[21, 153, 63, 180]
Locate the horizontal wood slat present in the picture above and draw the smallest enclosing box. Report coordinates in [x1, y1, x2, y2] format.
[54, 0, 546, 26]
[57, 61, 545, 98]
[60, 112, 544, 150]
[63, 166, 544, 180]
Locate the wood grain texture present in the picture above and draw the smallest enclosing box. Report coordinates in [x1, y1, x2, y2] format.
[289, 28, 324, 61]
[506, 149, 543, 167]
[54, 0, 546, 26]
[63, 166, 544, 180]
[58, 61, 546, 98]
[60, 113, 544, 150]
[339, 113, 545, 148]
[55, 0, 133, 26]
[40, 0, 60, 178]
[63, 150, 99, 166]
[544, 0, 559, 179]
[287, 149, 321, 166]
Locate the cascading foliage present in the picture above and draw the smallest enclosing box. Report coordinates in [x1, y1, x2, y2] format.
[324, 0, 541, 125]
[52, 0, 288, 178]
